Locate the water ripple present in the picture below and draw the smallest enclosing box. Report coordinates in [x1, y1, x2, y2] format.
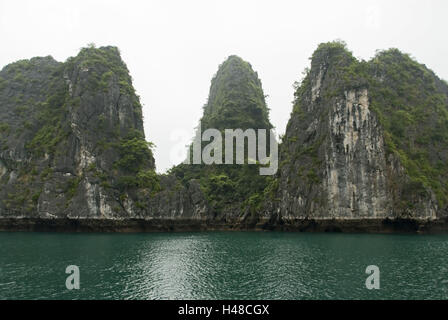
[1, 232, 448, 299]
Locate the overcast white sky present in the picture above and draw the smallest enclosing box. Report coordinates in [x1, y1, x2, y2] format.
[1, 0, 447, 172]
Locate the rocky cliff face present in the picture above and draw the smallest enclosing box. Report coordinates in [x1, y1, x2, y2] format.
[276, 41, 448, 224]
[1, 42, 448, 232]
[171, 55, 276, 223]
[0, 45, 208, 223]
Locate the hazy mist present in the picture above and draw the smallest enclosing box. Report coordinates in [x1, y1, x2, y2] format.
[1, 0, 447, 172]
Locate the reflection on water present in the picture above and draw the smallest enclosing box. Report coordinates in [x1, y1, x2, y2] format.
[0, 232, 448, 299]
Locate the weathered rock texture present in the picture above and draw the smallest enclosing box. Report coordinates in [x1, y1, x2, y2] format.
[276, 41, 448, 227]
[0, 46, 208, 226]
[1, 42, 448, 233]
[170, 55, 275, 225]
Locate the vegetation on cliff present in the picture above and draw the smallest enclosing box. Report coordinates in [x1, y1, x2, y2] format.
[171, 55, 276, 215]
[0, 45, 159, 216]
[1, 41, 447, 221]
[286, 40, 448, 212]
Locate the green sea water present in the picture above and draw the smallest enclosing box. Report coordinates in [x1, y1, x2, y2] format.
[0, 231, 447, 300]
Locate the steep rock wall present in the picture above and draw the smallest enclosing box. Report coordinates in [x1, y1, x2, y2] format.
[0, 46, 208, 222]
[276, 42, 442, 222]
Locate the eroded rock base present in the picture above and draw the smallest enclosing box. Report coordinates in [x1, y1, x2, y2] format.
[1, 218, 447, 234]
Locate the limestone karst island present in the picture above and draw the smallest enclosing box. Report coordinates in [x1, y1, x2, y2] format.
[1, 41, 448, 233]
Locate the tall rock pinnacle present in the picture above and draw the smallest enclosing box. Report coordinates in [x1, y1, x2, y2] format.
[276, 41, 448, 223]
[172, 55, 275, 221]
